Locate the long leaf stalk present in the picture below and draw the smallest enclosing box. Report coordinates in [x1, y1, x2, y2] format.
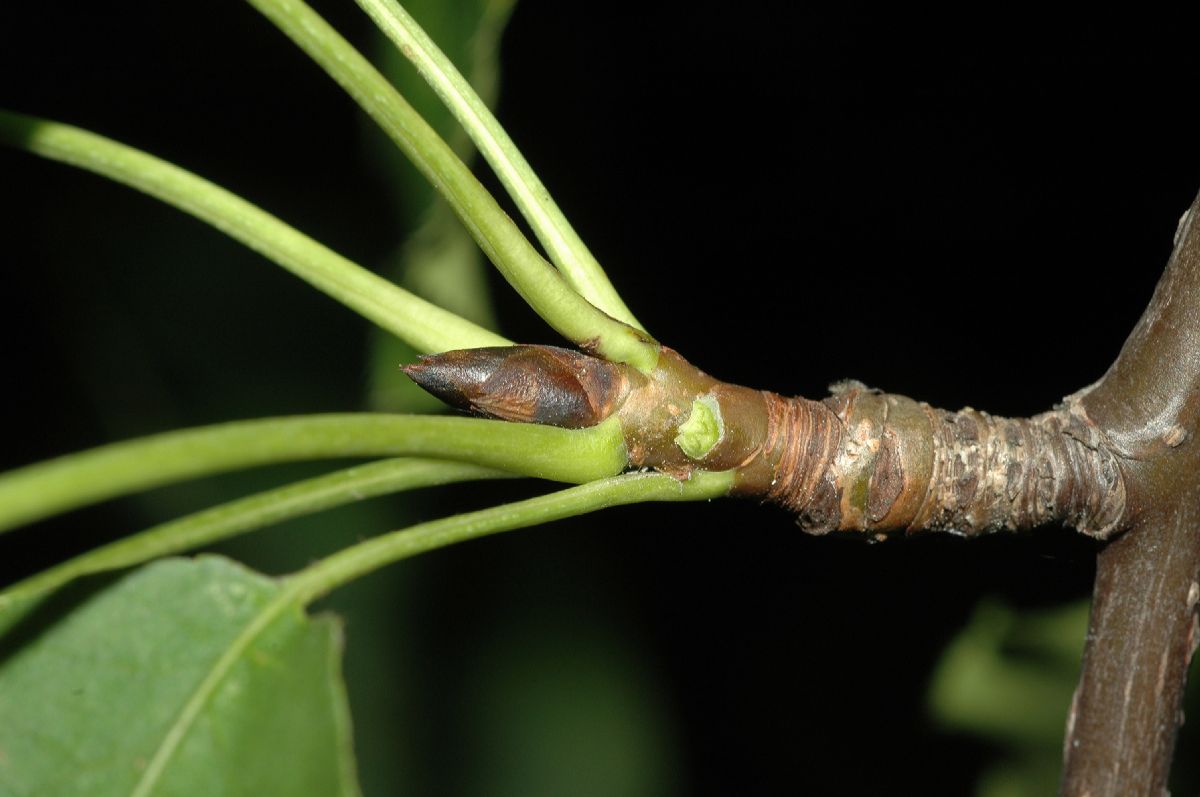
[0, 111, 504, 355]
[0, 458, 509, 607]
[288, 469, 734, 604]
[353, 0, 645, 331]
[244, 0, 659, 371]
[126, 470, 732, 797]
[0, 414, 628, 535]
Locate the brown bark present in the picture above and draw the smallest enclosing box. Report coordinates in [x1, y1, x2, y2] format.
[407, 345, 1124, 538]
[406, 193, 1200, 792]
[723, 385, 1124, 538]
[607, 348, 1129, 539]
[1059, 193, 1200, 796]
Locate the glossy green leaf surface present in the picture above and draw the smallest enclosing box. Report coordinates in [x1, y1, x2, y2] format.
[0, 557, 358, 797]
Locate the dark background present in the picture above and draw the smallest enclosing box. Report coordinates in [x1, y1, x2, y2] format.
[3, 4, 1200, 794]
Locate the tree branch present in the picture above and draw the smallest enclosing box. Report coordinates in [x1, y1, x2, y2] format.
[405, 348, 1127, 538]
[1059, 192, 1200, 796]
[406, 194, 1200, 793]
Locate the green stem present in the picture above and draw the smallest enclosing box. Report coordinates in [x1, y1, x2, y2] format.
[0, 414, 628, 535]
[244, 0, 659, 371]
[0, 458, 508, 606]
[121, 469, 733, 796]
[288, 469, 734, 604]
[0, 110, 504, 354]
[355, 0, 645, 331]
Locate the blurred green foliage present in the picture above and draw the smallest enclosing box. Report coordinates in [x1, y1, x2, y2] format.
[928, 599, 1087, 796]
[929, 597, 1200, 795]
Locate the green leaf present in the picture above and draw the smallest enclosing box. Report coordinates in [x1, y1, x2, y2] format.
[0, 557, 358, 797]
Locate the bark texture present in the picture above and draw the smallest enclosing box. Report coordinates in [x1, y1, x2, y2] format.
[734, 386, 1125, 538]
[405, 193, 1200, 793]
[605, 349, 1129, 539]
[1059, 194, 1200, 796]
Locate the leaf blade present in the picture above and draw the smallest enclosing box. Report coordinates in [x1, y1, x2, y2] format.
[0, 557, 359, 797]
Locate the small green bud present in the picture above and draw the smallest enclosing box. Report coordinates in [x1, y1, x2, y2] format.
[675, 394, 724, 460]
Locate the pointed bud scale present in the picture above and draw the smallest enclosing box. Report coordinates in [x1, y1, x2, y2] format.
[402, 345, 630, 429]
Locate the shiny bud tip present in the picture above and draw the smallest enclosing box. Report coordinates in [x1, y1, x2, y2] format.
[402, 345, 628, 429]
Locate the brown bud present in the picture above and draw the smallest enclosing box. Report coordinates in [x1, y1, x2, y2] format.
[402, 345, 629, 429]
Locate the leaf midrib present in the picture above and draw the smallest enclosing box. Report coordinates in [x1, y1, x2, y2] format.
[127, 582, 348, 797]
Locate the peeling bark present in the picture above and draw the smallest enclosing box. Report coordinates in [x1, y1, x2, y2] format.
[608, 350, 1128, 539]
[406, 192, 1200, 794]
[406, 344, 1127, 538]
[731, 386, 1125, 538]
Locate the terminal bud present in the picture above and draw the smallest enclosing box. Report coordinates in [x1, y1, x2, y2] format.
[402, 345, 630, 429]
